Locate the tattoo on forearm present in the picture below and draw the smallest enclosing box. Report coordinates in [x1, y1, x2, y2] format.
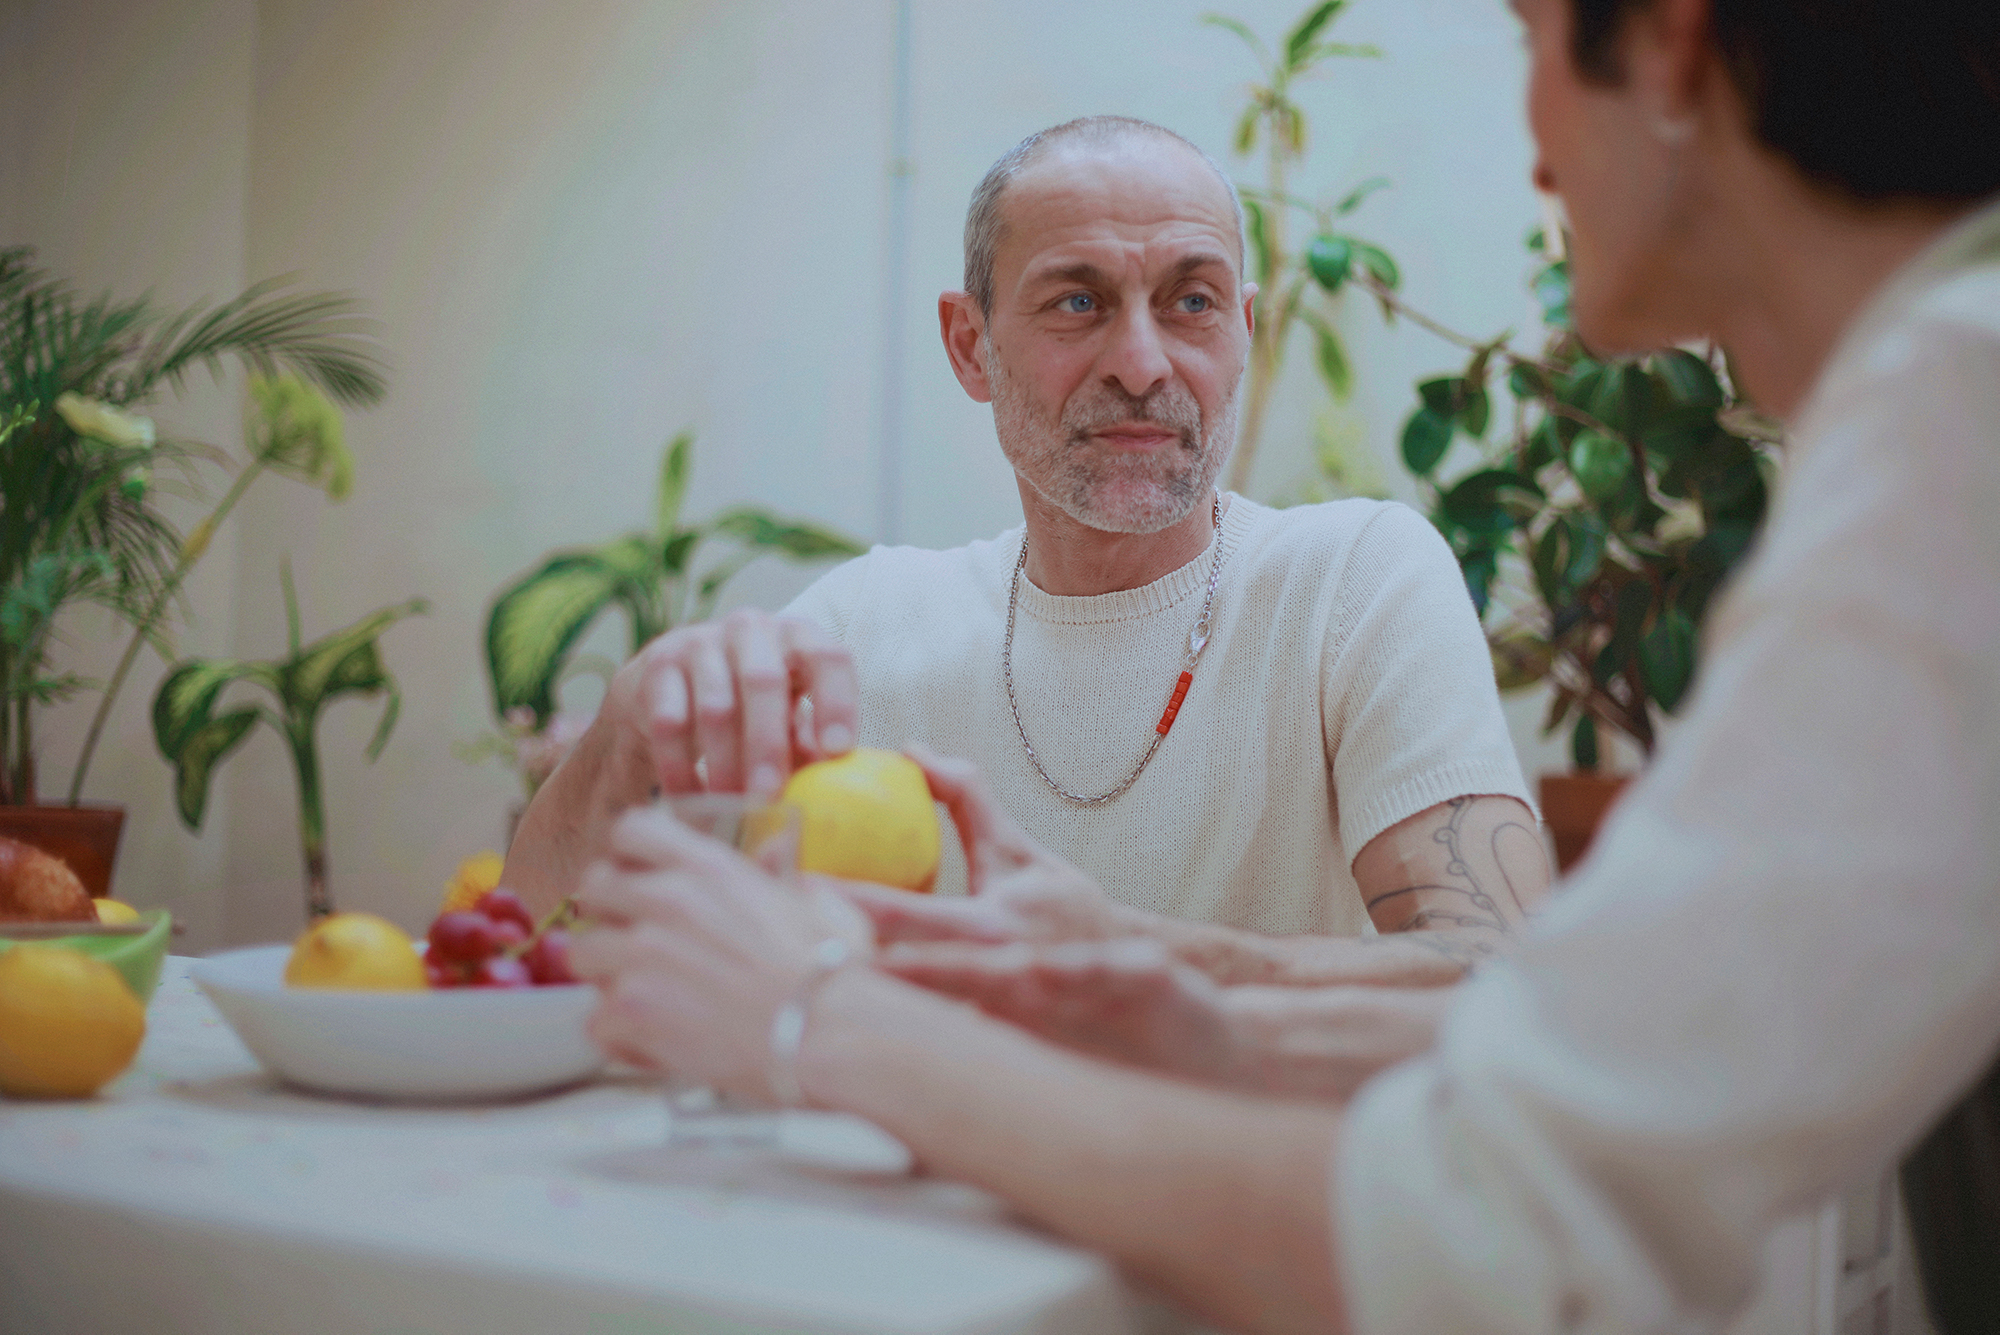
[1363, 798, 1544, 945]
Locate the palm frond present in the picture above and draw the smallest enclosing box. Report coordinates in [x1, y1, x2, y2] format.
[132, 280, 387, 407]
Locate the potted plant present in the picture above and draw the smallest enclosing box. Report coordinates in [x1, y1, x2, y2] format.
[0, 247, 383, 894]
[1205, 0, 1403, 496]
[153, 562, 425, 921]
[483, 431, 865, 736]
[1373, 231, 1779, 867]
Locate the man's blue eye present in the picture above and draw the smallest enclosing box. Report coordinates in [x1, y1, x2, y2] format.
[1060, 294, 1096, 313]
[1179, 294, 1211, 313]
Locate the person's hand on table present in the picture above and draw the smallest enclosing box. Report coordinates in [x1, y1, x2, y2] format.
[567, 803, 869, 1102]
[838, 747, 1140, 947]
[880, 937, 1239, 1085]
[884, 936, 1456, 1101]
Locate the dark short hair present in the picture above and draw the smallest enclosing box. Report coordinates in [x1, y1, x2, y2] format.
[1570, 0, 2000, 201]
[963, 116, 1243, 318]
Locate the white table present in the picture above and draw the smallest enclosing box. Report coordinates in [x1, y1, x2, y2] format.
[0, 959, 1186, 1335]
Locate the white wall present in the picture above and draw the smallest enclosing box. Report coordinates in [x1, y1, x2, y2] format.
[5, 0, 1575, 946]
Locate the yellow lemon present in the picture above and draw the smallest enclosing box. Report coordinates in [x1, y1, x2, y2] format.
[93, 898, 141, 924]
[0, 945, 147, 1099]
[284, 912, 427, 990]
[439, 850, 505, 914]
[781, 747, 941, 892]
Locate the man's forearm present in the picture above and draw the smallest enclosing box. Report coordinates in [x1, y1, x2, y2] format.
[802, 967, 1349, 1335]
[1130, 909, 1491, 987]
[503, 718, 649, 915]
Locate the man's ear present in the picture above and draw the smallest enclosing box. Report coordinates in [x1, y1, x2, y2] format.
[939, 290, 993, 404]
[1240, 281, 1257, 338]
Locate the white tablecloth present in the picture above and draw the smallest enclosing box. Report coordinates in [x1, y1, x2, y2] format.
[0, 959, 1177, 1335]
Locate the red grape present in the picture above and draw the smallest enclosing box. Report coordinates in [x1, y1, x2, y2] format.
[523, 929, 574, 985]
[475, 954, 533, 988]
[488, 919, 528, 951]
[428, 911, 498, 963]
[423, 959, 461, 988]
[474, 889, 534, 933]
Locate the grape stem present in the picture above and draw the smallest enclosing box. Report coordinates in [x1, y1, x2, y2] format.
[503, 896, 576, 960]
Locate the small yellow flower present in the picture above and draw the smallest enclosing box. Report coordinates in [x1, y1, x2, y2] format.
[55, 392, 156, 451]
[440, 851, 505, 914]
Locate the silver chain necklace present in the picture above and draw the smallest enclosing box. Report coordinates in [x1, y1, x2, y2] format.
[1003, 494, 1226, 806]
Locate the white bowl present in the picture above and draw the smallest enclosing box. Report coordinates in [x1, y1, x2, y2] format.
[192, 945, 605, 1101]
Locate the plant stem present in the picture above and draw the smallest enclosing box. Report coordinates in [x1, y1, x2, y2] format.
[289, 718, 333, 920]
[65, 457, 269, 806]
[1225, 103, 1294, 496]
[7, 694, 31, 805]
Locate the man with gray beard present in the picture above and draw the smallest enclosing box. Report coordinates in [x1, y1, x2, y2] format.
[511, 116, 1545, 975]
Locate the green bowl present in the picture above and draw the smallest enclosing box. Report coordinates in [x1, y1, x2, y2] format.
[0, 908, 172, 1002]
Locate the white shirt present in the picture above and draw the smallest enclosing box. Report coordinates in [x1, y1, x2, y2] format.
[1337, 200, 2000, 1332]
[786, 498, 1530, 934]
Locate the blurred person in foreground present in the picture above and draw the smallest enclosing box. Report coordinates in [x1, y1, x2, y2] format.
[571, 0, 2000, 1331]
[512, 115, 1551, 974]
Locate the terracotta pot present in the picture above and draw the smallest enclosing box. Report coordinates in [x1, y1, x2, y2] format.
[1539, 772, 1631, 874]
[0, 803, 126, 898]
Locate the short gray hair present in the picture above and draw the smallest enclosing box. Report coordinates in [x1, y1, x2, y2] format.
[962, 116, 1245, 318]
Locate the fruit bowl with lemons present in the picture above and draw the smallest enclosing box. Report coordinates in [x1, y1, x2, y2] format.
[194, 890, 604, 1102]
[191, 748, 942, 1104]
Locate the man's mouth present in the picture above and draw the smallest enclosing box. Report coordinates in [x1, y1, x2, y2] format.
[1087, 423, 1182, 451]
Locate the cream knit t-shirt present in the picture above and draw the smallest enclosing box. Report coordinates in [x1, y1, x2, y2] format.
[784, 496, 1529, 935]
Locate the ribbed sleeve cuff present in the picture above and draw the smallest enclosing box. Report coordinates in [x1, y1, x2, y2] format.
[1341, 760, 1539, 858]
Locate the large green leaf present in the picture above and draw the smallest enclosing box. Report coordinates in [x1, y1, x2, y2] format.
[1333, 177, 1390, 217]
[1653, 349, 1723, 409]
[486, 553, 631, 722]
[1459, 545, 1499, 616]
[1570, 430, 1632, 505]
[1572, 714, 1600, 769]
[1296, 307, 1351, 398]
[1354, 242, 1399, 290]
[597, 532, 663, 583]
[1418, 376, 1489, 438]
[1306, 235, 1352, 293]
[283, 598, 428, 715]
[151, 656, 272, 829]
[1200, 13, 1269, 66]
[1532, 513, 1607, 611]
[709, 509, 867, 561]
[1311, 318, 1352, 400]
[654, 432, 693, 542]
[1242, 196, 1277, 290]
[1234, 103, 1260, 157]
[1400, 407, 1453, 477]
[152, 658, 274, 758]
[1285, 0, 1345, 70]
[1532, 259, 1573, 328]
[1641, 606, 1698, 711]
[247, 374, 352, 500]
[1442, 469, 1542, 537]
[167, 708, 260, 829]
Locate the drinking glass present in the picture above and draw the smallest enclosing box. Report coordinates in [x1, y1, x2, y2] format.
[659, 793, 799, 1151]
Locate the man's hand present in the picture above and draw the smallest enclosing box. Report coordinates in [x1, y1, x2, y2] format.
[503, 610, 856, 914]
[880, 938, 1237, 1083]
[838, 746, 1141, 947]
[612, 609, 858, 799]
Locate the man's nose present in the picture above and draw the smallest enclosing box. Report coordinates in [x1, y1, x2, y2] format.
[1097, 306, 1173, 399]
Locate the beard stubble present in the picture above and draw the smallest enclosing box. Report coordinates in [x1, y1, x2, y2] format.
[988, 345, 1238, 535]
